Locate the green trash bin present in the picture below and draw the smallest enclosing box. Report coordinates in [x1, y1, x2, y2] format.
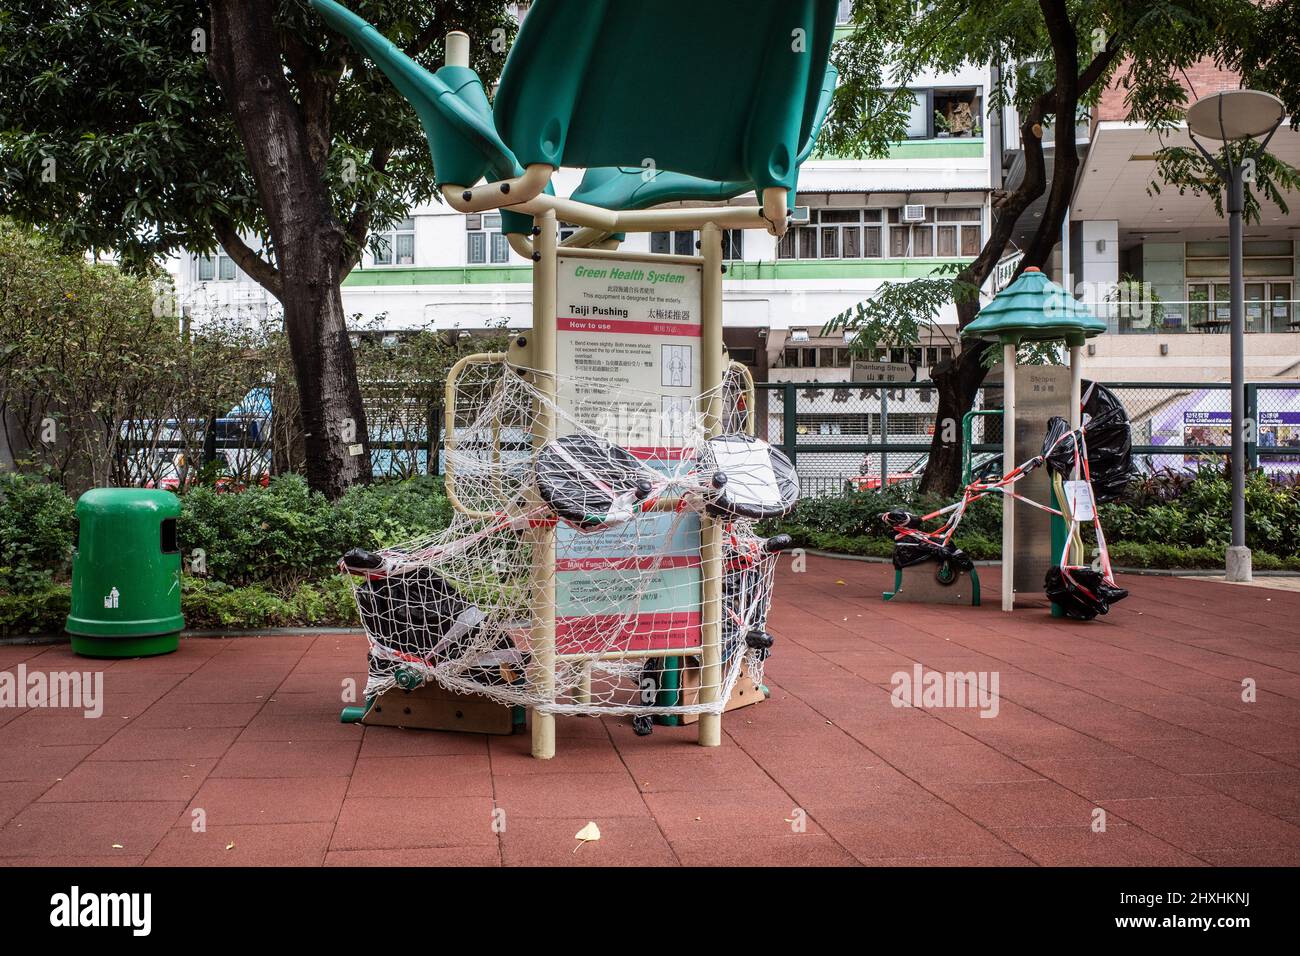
[66, 488, 184, 657]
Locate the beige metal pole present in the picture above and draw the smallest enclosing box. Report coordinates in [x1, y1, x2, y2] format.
[698, 223, 725, 747]
[444, 31, 469, 68]
[531, 210, 558, 759]
[443, 351, 508, 520]
[1001, 341, 1016, 612]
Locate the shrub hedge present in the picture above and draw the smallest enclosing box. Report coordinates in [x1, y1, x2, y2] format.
[765, 465, 1300, 572]
[0, 472, 450, 635]
[2, 464, 1297, 636]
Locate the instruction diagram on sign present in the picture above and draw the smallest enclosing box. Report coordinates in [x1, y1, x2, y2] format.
[661, 343, 692, 387]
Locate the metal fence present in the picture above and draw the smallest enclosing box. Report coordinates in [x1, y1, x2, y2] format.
[129, 377, 1300, 497]
[755, 380, 1300, 498]
[121, 391, 445, 489]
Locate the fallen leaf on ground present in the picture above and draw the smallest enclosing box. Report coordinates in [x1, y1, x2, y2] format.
[573, 821, 600, 852]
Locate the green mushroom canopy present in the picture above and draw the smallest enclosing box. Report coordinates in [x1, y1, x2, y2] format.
[965, 267, 1107, 347]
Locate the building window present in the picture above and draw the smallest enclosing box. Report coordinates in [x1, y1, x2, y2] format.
[779, 346, 853, 368]
[836, 0, 853, 24]
[933, 88, 983, 137]
[1185, 239, 1293, 278]
[885, 87, 983, 139]
[373, 217, 415, 265]
[650, 229, 743, 259]
[923, 346, 953, 367]
[466, 213, 511, 264]
[197, 251, 236, 281]
[900, 89, 933, 139]
[467, 231, 486, 264]
[886, 206, 980, 258]
[778, 208, 884, 260]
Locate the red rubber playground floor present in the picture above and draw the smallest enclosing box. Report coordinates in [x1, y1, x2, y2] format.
[2, 555, 1299, 867]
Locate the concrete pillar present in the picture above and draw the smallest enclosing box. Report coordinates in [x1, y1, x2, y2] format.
[1077, 220, 1120, 320]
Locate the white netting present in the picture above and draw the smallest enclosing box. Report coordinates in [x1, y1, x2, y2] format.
[342, 360, 797, 722]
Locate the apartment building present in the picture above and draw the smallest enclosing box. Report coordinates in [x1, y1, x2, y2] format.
[1065, 62, 1300, 383]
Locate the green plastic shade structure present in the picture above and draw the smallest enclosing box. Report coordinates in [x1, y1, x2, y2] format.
[568, 63, 839, 212]
[964, 267, 1107, 347]
[309, 0, 838, 230]
[66, 488, 183, 657]
[494, 0, 835, 191]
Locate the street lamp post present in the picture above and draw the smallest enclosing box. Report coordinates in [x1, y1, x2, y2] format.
[1184, 90, 1286, 583]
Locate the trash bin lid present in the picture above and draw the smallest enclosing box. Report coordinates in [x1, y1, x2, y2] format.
[75, 487, 181, 518]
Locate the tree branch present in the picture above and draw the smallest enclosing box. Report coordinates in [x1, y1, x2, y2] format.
[954, 85, 1055, 317]
[280, 26, 335, 173]
[340, 143, 394, 278]
[1021, 19, 1124, 272]
[212, 215, 283, 298]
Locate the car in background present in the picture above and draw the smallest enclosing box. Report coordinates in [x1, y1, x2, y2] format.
[127, 387, 273, 491]
[846, 451, 1003, 493]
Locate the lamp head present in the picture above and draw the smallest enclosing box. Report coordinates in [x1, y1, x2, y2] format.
[1186, 90, 1285, 141]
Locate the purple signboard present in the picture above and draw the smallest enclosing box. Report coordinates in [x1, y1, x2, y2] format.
[1140, 389, 1300, 475]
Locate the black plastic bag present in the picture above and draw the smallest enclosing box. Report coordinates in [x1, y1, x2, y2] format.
[535, 434, 648, 529]
[1041, 416, 1074, 467]
[1044, 565, 1129, 620]
[1082, 383, 1136, 501]
[893, 537, 974, 573]
[1041, 383, 1135, 503]
[355, 565, 485, 664]
[881, 509, 924, 530]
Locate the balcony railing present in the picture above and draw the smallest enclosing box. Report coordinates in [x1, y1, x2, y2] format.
[1097, 299, 1300, 335]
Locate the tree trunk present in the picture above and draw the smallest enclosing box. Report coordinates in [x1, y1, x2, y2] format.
[208, 0, 370, 499]
[281, 258, 370, 498]
[916, 79, 1061, 496]
[919, 334, 991, 496]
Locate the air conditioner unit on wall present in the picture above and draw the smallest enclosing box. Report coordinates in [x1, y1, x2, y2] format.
[902, 204, 926, 223]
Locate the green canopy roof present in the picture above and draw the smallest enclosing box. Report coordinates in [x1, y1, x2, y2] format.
[568, 65, 836, 213]
[493, 0, 838, 195]
[965, 268, 1107, 346]
[310, 0, 838, 235]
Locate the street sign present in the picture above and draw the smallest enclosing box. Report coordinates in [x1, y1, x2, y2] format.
[850, 361, 914, 383]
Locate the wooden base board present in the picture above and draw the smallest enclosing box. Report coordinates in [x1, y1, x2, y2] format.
[677, 667, 765, 725]
[364, 682, 517, 735]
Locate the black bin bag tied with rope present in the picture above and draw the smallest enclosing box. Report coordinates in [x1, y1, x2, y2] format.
[1041, 383, 1135, 503]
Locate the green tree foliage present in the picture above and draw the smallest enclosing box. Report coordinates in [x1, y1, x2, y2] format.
[0, 470, 77, 592]
[823, 0, 1300, 495]
[0, 1, 518, 497]
[0, 219, 275, 490]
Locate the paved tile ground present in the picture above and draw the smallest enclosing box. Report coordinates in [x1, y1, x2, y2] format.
[2, 556, 1298, 867]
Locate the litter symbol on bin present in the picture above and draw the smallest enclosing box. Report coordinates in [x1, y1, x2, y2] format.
[103, 587, 120, 609]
